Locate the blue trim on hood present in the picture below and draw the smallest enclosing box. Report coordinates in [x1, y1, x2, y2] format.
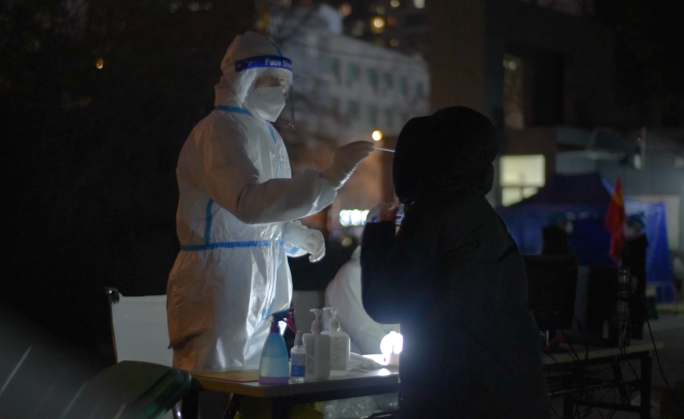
[235, 55, 292, 72]
[215, 105, 252, 116]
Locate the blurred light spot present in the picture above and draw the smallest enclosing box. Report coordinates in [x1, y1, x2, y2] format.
[169, 2, 180, 12]
[376, 5, 385, 14]
[372, 16, 385, 28]
[339, 3, 352, 17]
[341, 237, 353, 247]
[339, 209, 370, 227]
[391, 0, 401, 7]
[388, 16, 396, 26]
[95, 58, 104, 69]
[188, 2, 199, 11]
[372, 130, 383, 141]
[390, 38, 399, 47]
[413, 0, 425, 9]
[204, 2, 213, 10]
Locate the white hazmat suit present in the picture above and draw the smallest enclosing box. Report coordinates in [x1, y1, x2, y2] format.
[167, 32, 372, 371]
[325, 246, 400, 355]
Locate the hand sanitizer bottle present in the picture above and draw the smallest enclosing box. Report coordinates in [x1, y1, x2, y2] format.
[258, 308, 293, 385]
[322, 307, 350, 376]
[303, 308, 331, 381]
[290, 331, 306, 382]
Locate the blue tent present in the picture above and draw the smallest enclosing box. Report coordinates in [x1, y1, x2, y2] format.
[498, 173, 674, 302]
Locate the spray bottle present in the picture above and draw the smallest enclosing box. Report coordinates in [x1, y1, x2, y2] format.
[258, 308, 294, 385]
[303, 308, 331, 381]
[322, 307, 350, 376]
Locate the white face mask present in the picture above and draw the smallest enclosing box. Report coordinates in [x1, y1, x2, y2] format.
[245, 86, 286, 122]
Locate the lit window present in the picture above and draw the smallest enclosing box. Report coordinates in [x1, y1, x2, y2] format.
[500, 155, 545, 206]
[383, 73, 393, 89]
[330, 58, 340, 83]
[399, 76, 408, 96]
[504, 54, 524, 129]
[366, 105, 378, 125]
[384, 109, 393, 127]
[367, 68, 378, 89]
[330, 97, 339, 118]
[347, 101, 360, 120]
[347, 62, 359, 84]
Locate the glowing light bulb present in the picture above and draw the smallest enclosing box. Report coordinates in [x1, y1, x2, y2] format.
[372, 130, 383, 141]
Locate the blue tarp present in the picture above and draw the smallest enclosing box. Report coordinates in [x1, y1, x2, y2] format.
[498, 173, 674, 302]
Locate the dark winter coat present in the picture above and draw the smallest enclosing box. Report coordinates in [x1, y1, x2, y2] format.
[361, 107, 550, 418]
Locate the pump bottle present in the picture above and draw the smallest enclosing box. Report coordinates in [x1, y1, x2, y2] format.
[290, 331, 306, 382]
[258, 308, 294, 385]
[303, 308, 331, 381]
[322, 307, 350, 376]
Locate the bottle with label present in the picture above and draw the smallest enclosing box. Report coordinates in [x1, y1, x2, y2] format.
[322, 307, 350, 376]
[290, 331, 305, 382]
[303, 308, 331, 381]
[258, 308, 294, 385]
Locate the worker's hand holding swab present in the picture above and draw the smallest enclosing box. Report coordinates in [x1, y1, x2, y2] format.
[324, 141, 374, 189]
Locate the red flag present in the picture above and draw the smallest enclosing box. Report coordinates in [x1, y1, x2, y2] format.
[605, 177, 626, 262]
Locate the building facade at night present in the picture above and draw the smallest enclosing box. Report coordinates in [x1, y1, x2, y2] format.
[429, 0, 684, 258]
[268, 4, 430, 232]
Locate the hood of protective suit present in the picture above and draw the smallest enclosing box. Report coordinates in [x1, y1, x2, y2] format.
[392, 106, 498, 204]
[215, 31, 293, 109]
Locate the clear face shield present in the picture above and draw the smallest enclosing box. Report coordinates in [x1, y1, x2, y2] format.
[238, 55, 295, 129]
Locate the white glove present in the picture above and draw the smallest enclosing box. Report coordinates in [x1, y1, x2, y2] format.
[323, 141, 374, 189]
[283, 222, 326, 262]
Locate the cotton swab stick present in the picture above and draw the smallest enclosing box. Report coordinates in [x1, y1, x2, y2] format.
[374, 147, 395, 153]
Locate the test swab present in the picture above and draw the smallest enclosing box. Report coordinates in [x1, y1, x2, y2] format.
[374, 147, 395, 153]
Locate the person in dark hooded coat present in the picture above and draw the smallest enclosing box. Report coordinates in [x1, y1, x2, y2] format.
[361, 107, 550, 418]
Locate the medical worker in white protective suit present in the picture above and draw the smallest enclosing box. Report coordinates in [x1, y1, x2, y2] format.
[167, 31, 373, 371]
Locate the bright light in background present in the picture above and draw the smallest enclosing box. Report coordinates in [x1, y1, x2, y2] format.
[381, 332, 403, 365]
[339, 3, 352, 17]
[391, 0, 401, 7]
[341, 237, 353, 247]
[413, 0, 425, 9]
[95, 58, 104, 69]
[372, 130, 383, 141]
[339, 209, 370, 227]
[500, 155, 545, 206]
[372, 16, 386, 31]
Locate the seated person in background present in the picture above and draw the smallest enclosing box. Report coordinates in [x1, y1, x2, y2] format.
[325, 240, 400, 355]
[361, 107, 550, 419]
[541, 212, 574, 255]
[622, 214, 648, 339]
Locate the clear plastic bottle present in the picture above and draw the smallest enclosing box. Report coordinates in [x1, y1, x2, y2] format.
[290, 331, 306, 382]
[303, 308, 331, 381]
[322, 307, 350, 376]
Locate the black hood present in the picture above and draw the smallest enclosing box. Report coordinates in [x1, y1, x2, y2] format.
[393, 106, 498, 204]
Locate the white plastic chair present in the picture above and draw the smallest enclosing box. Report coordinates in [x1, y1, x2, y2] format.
[107, 288, 178, 419]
